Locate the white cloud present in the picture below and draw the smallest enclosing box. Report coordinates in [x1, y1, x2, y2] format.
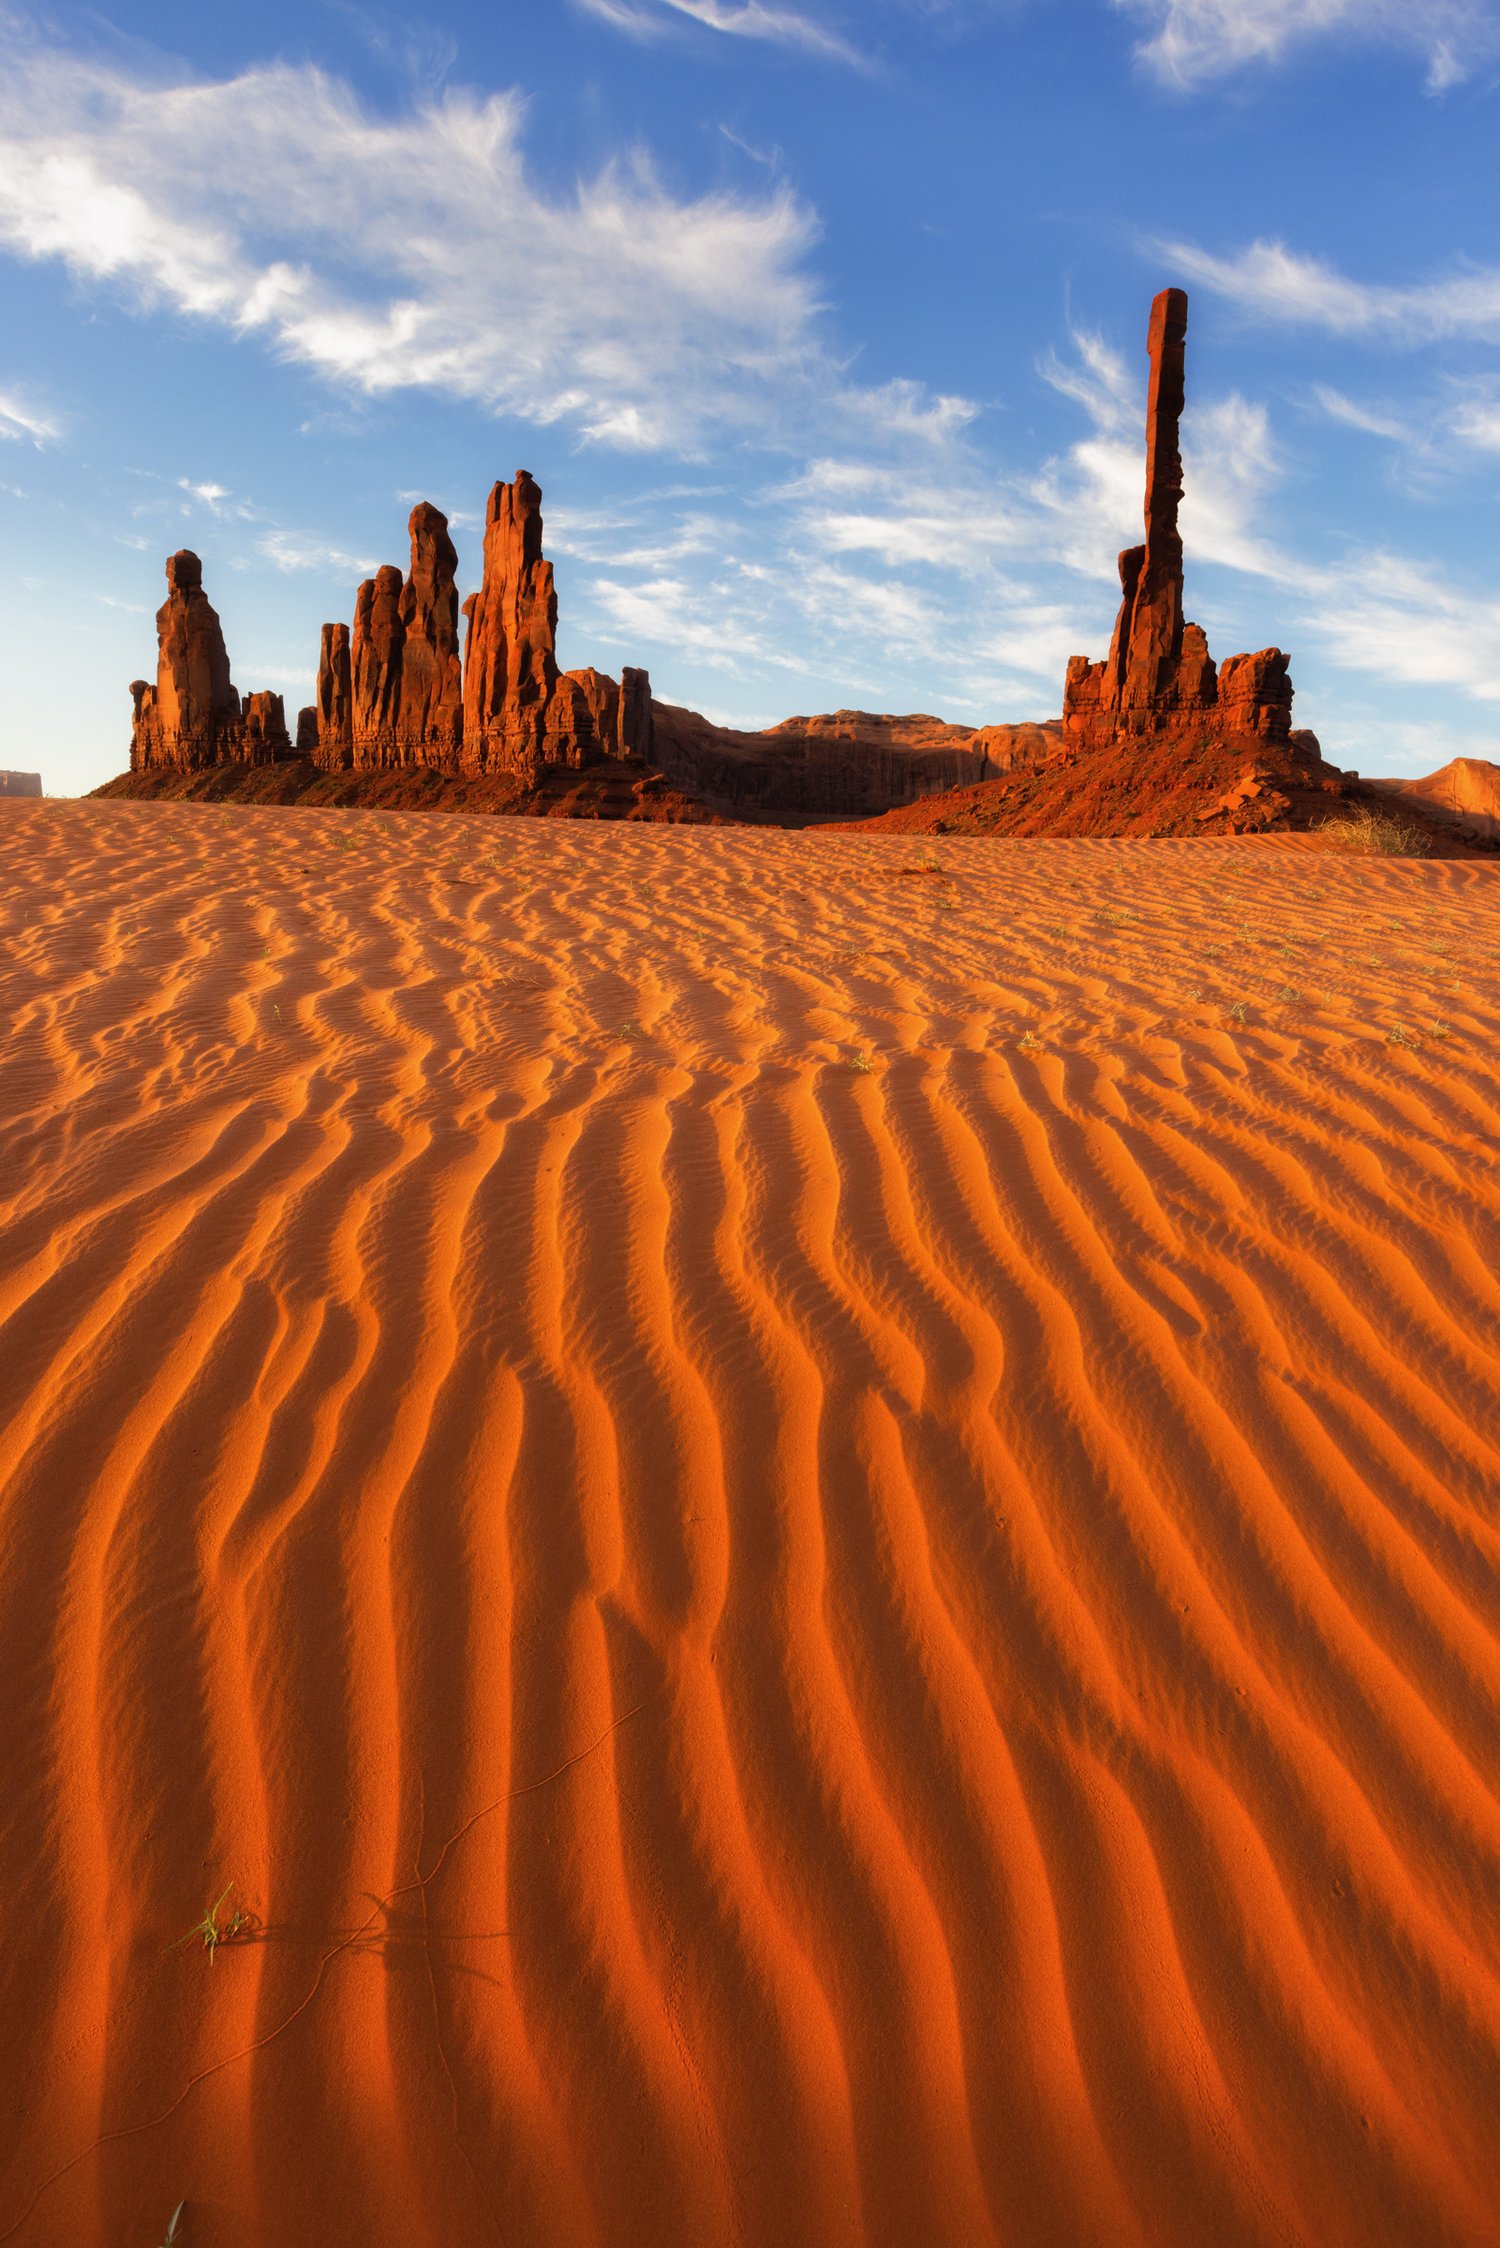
[1302, 553, 1500, 704]
[0, 20, 831, 455]
[1312, 385, 1412, 442]
[1030, 330, 1284, 582]
[1163, 237, 1500, 343]
[0, 385, 60, 443]
[1449, 396, 1500, 453]
[838, 376, 981, 447]
[1117, 0, 1499, 88]
[256, 528, 381, 577]
[574, 0, 864, 62]
[179, 477, 234, 511]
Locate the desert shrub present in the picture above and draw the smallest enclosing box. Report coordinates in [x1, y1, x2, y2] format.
[1317, 804, 1433, 857]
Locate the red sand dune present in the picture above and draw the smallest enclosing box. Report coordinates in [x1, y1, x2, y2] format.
[3, 801, 1500, 2248]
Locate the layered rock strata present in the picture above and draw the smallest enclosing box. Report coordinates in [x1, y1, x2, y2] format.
[1063, 288, 1313, 758]
[129, 550, 289, 771]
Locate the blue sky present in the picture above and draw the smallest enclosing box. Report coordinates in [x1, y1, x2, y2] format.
[2, 0, 1499, 796]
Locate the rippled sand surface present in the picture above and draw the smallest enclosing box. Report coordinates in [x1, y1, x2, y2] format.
[3, 801, 1499, 2248]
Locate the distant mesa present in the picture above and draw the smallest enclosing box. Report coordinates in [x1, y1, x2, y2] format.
[1063, 287, 1317, 765]
[0, 770, 42, 798]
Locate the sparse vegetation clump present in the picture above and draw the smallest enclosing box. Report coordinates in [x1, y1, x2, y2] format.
[169, 1884, 246, 1964]
[1317, 804, 1434, 857]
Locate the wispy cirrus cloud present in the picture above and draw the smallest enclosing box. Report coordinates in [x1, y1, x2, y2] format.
[1117, 0, 1500, 89]
[0, 385, 61, 443]
[1312, 386, 1412, 443]
[255, 528, 382, 576]
[1158, 237, 1500, 344]
[573, 0, 865, 63]
[0, 17, 832, 455]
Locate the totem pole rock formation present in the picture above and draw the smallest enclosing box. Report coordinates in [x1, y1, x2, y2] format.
[129, 550, 290, 771]
[1063, 288, 1306, 756]
[460, 472, 654, 782]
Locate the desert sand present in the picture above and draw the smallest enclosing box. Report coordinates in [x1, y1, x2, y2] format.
[2, 800, 1499, 2248]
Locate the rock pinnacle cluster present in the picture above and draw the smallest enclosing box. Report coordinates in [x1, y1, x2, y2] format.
[127, 296, 1318, 814]
[130, 476, 653, 783]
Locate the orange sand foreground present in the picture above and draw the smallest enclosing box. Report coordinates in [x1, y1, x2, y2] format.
[3, 801, 1499, 2248]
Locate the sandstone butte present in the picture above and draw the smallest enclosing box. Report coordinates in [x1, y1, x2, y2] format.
[0, 771, 43, 798]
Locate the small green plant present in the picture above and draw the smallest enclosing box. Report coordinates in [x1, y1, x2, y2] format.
[169, 1885, 246, 1965]
[1430, 1019, 1453, 1040]
[617, 1019, 644, 1041]
[1279, 984, 1300, 1002]
[1387, 1022, 1418, 1048]
[158, 2204, 186, 2246]
[1225, 1000, 1249, 1023]
[1017, 1029, 1040, 1052]
[844, 1048, 875, 1073]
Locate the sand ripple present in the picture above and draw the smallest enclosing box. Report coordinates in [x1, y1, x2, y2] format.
[2, 803, 1499, 2246]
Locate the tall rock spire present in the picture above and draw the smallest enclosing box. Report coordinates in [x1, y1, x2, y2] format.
[1062, 286, 1302, 755]
[397, 503, 463, 769]
[129, 549, 288, 770]
[461, 471, 560, 777]
[1120, 286, 1188, 710]
[130, 550, 241, 769]
[315, 622, 353, 769]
